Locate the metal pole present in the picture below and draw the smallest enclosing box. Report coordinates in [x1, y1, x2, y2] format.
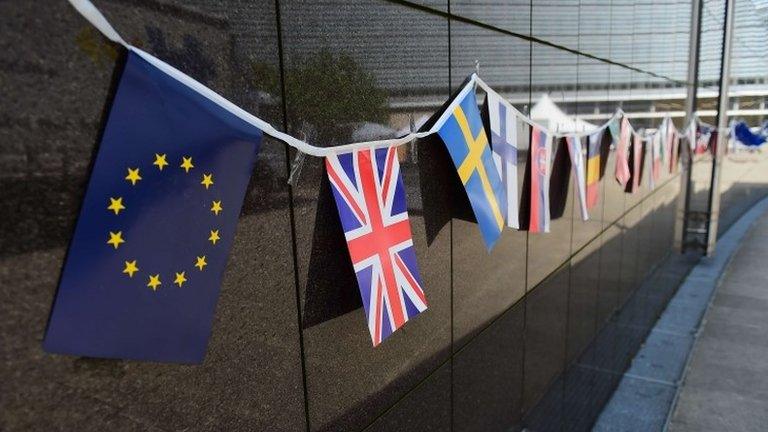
[705, 0, 736, 256]
[674, 0, 703, 252]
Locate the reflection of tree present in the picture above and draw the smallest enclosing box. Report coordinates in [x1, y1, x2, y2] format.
[252, 49, 388, 145]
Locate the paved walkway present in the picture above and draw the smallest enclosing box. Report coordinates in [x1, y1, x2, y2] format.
[668, 207, 768, 431]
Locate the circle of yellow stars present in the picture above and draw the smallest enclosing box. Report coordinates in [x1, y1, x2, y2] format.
[107, 153, 222, 292]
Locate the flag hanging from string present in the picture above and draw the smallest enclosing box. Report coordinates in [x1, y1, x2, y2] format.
[627, 133, 644, 194]
[486, 90, 519, 229]
[325, 147, 427, 346]
[529, 126, 552, 233]
[586, 129, 604, 209]
[567, 136, 589, 221]
[650, 132, 662, 190]
[437, 87, 506, 249]
[615, 117, 632, 187]
[43, 50, 263, 364]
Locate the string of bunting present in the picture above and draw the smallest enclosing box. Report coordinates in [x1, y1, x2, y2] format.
[43, 0, 717, 364]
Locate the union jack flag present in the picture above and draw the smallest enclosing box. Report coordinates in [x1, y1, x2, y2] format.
[325, 147, 427, 346]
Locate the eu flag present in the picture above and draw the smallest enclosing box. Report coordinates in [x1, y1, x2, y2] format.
[43, 50, 262, 363]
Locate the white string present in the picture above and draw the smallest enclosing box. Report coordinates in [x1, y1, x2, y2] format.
[69, 0, 707, 157]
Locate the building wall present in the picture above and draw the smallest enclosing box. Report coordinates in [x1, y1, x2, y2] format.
[1, 1, 701, 431]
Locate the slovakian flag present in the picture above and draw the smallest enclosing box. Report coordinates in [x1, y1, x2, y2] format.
[486, 89, 519, 229]
[567, 136, 589, 221]
[627, 133, 644, 193]
[326, 147, 427, 347]
[438, 86, 506, 249]
[529, 126, 552, 233]
[586, 129, 604, 209]
[43, 49, 263, 363]
[615, 117, 632, 187]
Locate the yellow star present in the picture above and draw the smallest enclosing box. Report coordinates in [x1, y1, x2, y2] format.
[195, 255, 207, 271]
[107, 197, 125, 215]
[125, 168, 142, 185]
[180, 156, 194, 173]
[211, 200, 222, 215]
[174, 271, 187, 287]
[208, 229, 220, 245]
[107, 231, 124, 249]
[147, 274, 161, 291]
[122, 260, 139, 278]
[201, 173, 214, 189]
[153, 153, 169, 170]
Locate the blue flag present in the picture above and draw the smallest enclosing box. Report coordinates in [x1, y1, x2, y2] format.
[437, 86, 505, 250]
[43, 50, 262, 363]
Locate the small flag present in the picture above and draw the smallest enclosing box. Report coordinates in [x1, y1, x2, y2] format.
[586, 129, 603, 209]
[670, 136, 680, 174]
[486, 90, 519, 229]
[529, 126, 552, 233]
[650, 132, 662, 190]
[326, 147, 427, 347]
[615, 117, 632, 187]
[567, 136, 589, 221]
[627, 133, 644, 193]
[437, 87, 505, 249]
[43, 50, 262, 363]
[688, 122, 697, 151]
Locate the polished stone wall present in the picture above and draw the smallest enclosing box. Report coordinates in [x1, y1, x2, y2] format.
[1, 1, 695, 431]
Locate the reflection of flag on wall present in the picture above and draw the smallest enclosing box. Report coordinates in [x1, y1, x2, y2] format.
[326, 147, 427, 347]
[615, 117, 632, 187]
[438, 87, 505, 250]
[567, 136, 589, 221]
[529, 126, 552, 233]
[586, 130, 603, 209]
[43, 50, 263, 364]
[487, 90, 519, 229]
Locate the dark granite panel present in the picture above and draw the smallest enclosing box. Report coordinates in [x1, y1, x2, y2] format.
[363, 362, 451, 432]
[1, 1, 308, 431]
[567, 237, 601, 366]
[451, 23, 529, 348]
[453, 301, 525, 432]
[596, 225, 622, 327]
[279, 2, 452, 431]
[523, 375, 564, 432]
[523, 263, 569, 413]
[618, 207, 640, 308]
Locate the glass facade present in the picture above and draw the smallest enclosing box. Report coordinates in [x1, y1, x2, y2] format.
[3, 1, 765, 431]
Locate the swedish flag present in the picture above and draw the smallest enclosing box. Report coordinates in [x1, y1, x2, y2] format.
[43, 50, 262, 363]
[438, 87, 505, 250]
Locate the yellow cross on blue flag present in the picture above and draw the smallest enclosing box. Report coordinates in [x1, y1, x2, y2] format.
[43, 50, 262, 364]
[437, 83, 506, 250]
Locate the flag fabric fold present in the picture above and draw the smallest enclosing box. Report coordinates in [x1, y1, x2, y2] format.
[529, 126, 552, 233]
[43, 50, 263, 364]
[437, 87, 506, 249]
[567, 136, 589, 221]
[325, 147, 427, 347]
[486, 89, 520, 229]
